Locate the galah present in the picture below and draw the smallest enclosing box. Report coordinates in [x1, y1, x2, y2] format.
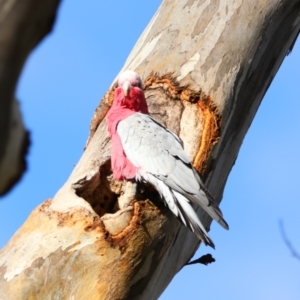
[106, 70, 228, 248]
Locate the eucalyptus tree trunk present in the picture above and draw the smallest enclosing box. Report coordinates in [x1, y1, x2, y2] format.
[0, 0, 299, 299]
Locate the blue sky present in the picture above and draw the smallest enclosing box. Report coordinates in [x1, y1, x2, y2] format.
[1, 1, 300, 299]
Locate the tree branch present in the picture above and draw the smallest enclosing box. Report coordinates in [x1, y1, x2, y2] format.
[0, 0, 62, 195]
[279, 220, 300, 261]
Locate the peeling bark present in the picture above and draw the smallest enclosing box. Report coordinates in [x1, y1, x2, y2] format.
[0, 0, 300, 299]
[0, 0, 62, 195]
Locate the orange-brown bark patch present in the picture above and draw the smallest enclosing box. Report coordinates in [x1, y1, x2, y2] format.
[194, 96, 221, 177]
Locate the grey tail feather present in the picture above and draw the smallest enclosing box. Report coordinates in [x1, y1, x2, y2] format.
[206, 201, 229, 230]
[185, 192, 228, 230]
[173, 190, 215, 248]
[179, 203, 215, 248]
[189, 185, 229, 230]
[140, 172, 217, 247]
[190, 170, 229, 230]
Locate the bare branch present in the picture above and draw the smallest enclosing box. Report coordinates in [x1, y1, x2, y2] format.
[279, 219, 300, 261]
[0, 0, 62, 196]
[185, 254, 216, 266]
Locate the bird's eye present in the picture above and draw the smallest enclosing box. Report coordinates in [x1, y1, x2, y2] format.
[136, 80, 142, 88]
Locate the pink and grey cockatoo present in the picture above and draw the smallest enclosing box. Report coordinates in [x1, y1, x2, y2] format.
[106, 70, 228, 248]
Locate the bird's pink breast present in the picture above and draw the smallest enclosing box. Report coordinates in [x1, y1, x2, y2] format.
[110, 131, 138, 180]
[106, 86, 148, 181]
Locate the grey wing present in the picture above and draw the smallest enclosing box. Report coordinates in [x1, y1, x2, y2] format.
[117, 113, 191, 177]
[117, 113, 228, 230]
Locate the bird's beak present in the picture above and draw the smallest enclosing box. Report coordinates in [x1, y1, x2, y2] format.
[122, 80, 131, 97]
